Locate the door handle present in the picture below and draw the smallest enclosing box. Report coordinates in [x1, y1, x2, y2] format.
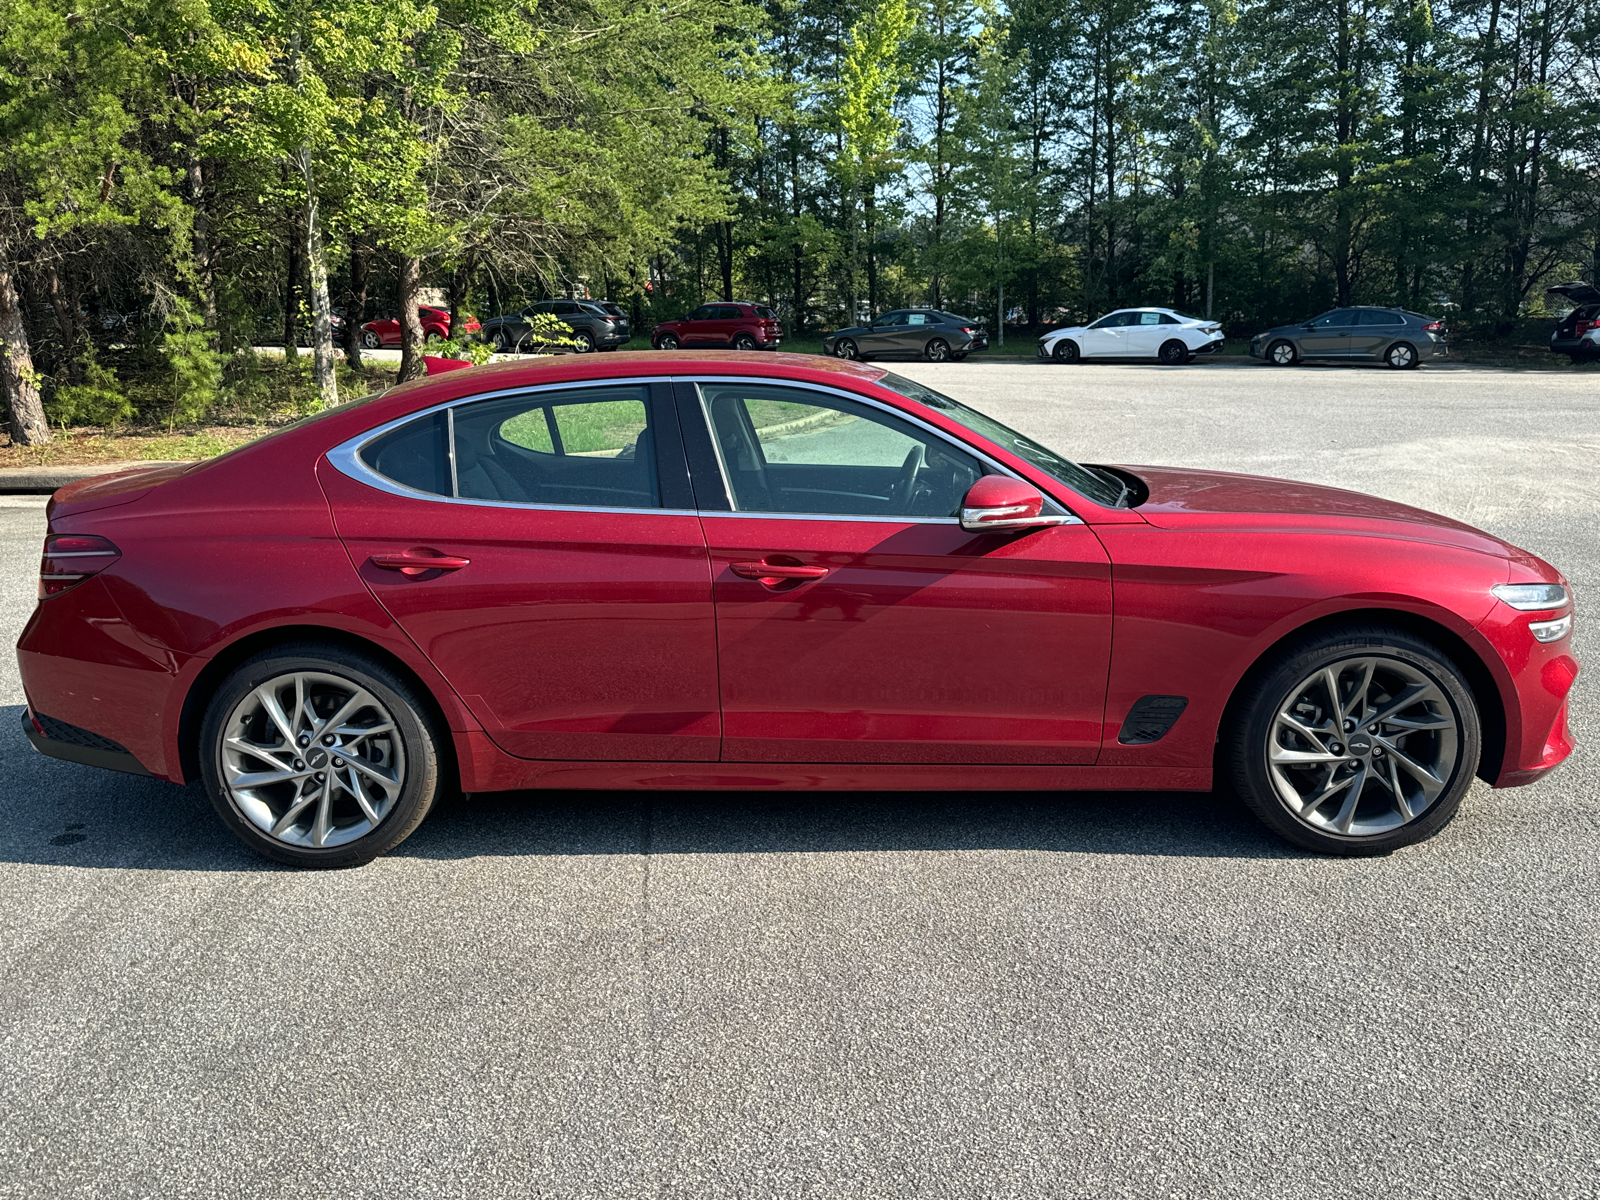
[370, 548, 471, 576]
[730, 559, 829, 586]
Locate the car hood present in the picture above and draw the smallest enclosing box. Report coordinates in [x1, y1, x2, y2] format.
[1545, 281, 1600, 306]
[831, 326, 870, 339]
[1121, 464, 1519, 557]
[1042, 326, 1088, 338]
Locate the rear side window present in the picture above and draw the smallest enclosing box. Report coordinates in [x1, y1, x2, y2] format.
[453, 385, 658, 508]
[714, 305, 743, 319]
[1357, 309, 1404, 325]
[1159, 313, 1182, 324]
[359, 411, 450, 496]
[755, 306, 777, 320]
[1137, 312, 1161, 325]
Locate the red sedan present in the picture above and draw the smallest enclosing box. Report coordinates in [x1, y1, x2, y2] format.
[359, 306, 479, 349]
[18, 354, 1577, 867]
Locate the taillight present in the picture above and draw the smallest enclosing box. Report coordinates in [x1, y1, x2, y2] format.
[1576, 319, 1593, 336]
[959, 326, 974, 334]
[39, 533, 121, 598]
[1423, 320, 1443, 332]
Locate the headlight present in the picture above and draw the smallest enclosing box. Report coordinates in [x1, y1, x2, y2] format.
[1492, 583, 1569, 611]
[1529, 614, 1573, 643]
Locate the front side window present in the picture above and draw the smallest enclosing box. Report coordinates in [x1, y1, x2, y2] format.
[1311, 309, 1357, 327]
[688, 305, 715, 321]
[698, 383, 982, 519]
[1089, 312, 1133, 329]
[873, 312, 907, 328]
[875, 372, 1124, 508]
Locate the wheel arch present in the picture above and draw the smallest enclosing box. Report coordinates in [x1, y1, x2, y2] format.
[1215, 606, 1508, 785]
[175, 623, 464, 786]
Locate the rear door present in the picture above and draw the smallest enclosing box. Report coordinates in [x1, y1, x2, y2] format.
[1125, 311, 1166, 356]
[1353, 309, 1404, 357]
[678, 378, 1113, 764]
[320, 379, 721, 762]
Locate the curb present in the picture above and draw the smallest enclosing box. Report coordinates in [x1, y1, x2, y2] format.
[0, 460, 192, 495]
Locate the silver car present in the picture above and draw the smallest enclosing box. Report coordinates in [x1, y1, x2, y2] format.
[1250, 307, 1447, 369]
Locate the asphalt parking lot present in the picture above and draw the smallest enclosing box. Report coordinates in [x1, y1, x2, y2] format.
[1, 360, 1596, 1198]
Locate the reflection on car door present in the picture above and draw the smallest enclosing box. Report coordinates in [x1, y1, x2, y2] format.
[1079, 312, 1130, 357]
[1125, 311, 1166, 356]
[900, 311, 936, 355]
[1352, 309, 1403, 358]
[860, 311, 905, 356]
[321, 381, 721, 762]
[681, 380, 1113, 764]
[1301, 309, 1357, 356]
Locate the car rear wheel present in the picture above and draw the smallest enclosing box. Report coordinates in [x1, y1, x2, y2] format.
[1158, 339, 1190, 365]
[925, 338, 951, 362]
[572, 330, 596, 353]
[199, 644, 447, 868]
[361, 330, 382, 350]
[732, 332, 757, 351]
[1226, 625, 1480, 856]
[1267, 339, 1297, 366]
[655, 333, 680, 350]
[424, 330, 444, 344]
[833, 338, 858, 360]
[1385, 341, 1418, 369]
[1052, 339, 1080, 363]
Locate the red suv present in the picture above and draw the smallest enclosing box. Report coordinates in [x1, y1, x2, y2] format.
[652, 302, 782, 350]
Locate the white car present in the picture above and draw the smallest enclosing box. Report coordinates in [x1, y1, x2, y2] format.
[1038, 308, 1224, 364]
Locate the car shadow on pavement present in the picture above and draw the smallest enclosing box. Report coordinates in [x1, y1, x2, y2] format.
[2, 706, 1295, 869]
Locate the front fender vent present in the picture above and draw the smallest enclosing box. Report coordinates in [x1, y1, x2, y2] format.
[1117, 695, 1189, 745]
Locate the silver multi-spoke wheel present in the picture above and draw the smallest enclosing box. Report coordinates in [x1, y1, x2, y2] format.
[220, 671, 406, 849]
[1267, 656, 1459, 838]
[1268, 339, 1296, 365]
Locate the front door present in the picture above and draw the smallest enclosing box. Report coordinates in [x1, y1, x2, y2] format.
[1301, 309, 1357, 356]
[859, 311, 905, 356]
[680, 305, 718, 346]
[683, 380, 1113, 764]
[1079, 312, 1131, 357]
[321, 380, 721, 762]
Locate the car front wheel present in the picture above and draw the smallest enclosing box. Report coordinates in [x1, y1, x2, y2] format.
[1226, 625, 1480, 856]
[655, 333, 680, 350]
[199, 643, 447, 868]
[361, 330, 382, 350]
[1267, 339, 1297, 366]
[833, 338, 858, 360]
[1052, 339, 1080, 363]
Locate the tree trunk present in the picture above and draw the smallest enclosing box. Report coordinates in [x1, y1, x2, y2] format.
[283, 206, 301, 360]
[343, 235, 368, 369]
[47, 266, 82, 383]
[448, 256, 473, 346]
[188, 152, 218, 333]
[0, 260, 50, 446]
[298, 149, 338, 408]
[397, 256, 426, 381]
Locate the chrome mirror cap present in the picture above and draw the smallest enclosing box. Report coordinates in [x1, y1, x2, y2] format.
[959, 507, 1072, 532]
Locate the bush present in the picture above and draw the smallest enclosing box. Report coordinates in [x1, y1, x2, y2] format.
[48, 345, 134, 429]
[162, 297, 225, 428]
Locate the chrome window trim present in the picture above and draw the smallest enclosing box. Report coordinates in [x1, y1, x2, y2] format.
[687, 375, 1084, 525]
[325, 373, 1082, 526]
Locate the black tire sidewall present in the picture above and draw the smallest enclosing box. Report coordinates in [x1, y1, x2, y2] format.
[1160, 339, 1188, 364]
[1227, 628, 1481, 856]
[1388, 341, 1418, 369]
[1053, 340, 1079, 362]
[199, 645, 445, 868]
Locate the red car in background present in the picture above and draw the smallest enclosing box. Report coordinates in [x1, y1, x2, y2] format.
[360, 306, 480, 349]
[18, 353, 1577, 868]
[652, 301, 782, 350]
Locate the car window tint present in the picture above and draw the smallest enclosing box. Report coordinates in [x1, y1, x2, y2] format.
[1159, 313, 1182, 324]
[907, 313, 930, 326]
[721, 305, 746, 319]
[1312, 309, 1356, 327]
[689, 306, 714, 321]
[452, 386, 659, 508]
[755, 306, 777, 319]
[1357, 309, 1403, 325]
[360, 411, 450, 496]
[697, 383, 983, 519]
[1138, 312, 1161, 325]
[875, 312, 905, 327]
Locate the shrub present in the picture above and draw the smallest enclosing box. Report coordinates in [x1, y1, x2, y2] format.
[48, 346, 134, 429]
[162, 298, 224, 428]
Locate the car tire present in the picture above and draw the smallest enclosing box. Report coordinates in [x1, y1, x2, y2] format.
[424, 330, 444, 344]
[1385, 341, 1418, 369]
[733, 332, 757, 351]
[925, 338, 951, 362]
[1158, 339, 1190, 365]
[361, 330, 382, 350]
[491, 329, 513, 353]
[572, 330, 596, 353]
[655, 333, 680, 350]
[833, 338, 859, 360]
[1052, 339, 1080, 363]
[199, 642, 449, 869]
[1225, 624, 1480, 857]
[1267, 338, 1298, 366]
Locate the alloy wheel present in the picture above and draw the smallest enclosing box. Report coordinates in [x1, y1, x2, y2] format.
[834, 339, 857, 359]
[1387, 342, 1416, 369]
[1266, 655, 1459, 838]
[1269, 339, 1296, 366]
[926, 338, 950, 362]
[219, 671, 407, 849]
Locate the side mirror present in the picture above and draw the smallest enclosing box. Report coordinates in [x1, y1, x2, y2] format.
[959, 476, 1071, 533]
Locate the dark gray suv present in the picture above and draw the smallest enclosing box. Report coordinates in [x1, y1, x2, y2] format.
[480, 299, 631, 353]
[824, 309, 988, 362]
[1250, 307, 1447, 368]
